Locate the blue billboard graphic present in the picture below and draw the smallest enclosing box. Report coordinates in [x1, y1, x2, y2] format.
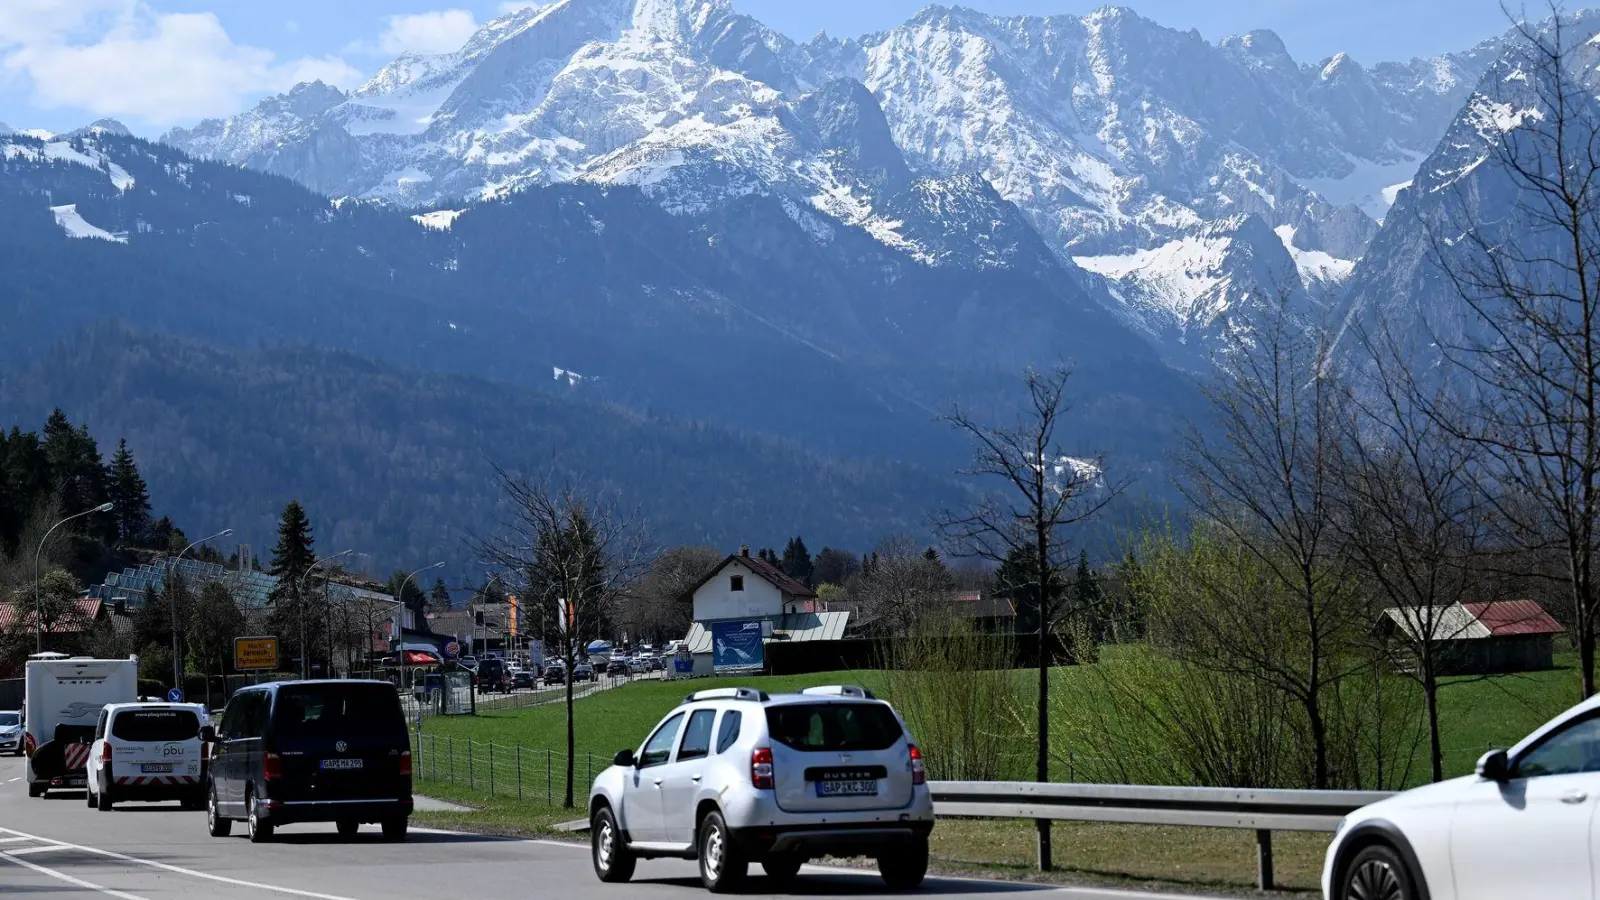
[711, 620, 765, 672]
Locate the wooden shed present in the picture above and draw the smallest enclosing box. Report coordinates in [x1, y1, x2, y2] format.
[1380, 600, 1564, 676]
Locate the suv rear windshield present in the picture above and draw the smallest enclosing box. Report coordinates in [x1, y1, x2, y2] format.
[765, 703, 904, 752]
[272, 684, 405, 741]
[112, 709, 200, 742]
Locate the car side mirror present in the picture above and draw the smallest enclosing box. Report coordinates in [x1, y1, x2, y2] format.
[200, 725, 217, 744]
[613, 749, 636, 768]
[1477, 748, 1510, 782]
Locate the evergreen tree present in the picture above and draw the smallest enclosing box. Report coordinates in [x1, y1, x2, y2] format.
[108, 439, 153, 545]
[995, 545, 1043, 635]
[429, 578, 451, 612]
[386, 570, 429, 618]
[268, 500, 316, 582]
[812, 547, 859, 586]
[1072, 550, 1109, 643]
[39, 410, 114, 542]
[922, 546, 942, 564]
[781, 536, 813, 584]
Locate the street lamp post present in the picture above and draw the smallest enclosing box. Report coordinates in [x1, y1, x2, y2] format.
[395, 563, 445, 699]
[299, 549, 354, 678]
[34, 502, 114, 653]
[172, 529, 234, 695]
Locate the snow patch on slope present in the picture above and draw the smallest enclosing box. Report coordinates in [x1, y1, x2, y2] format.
[1274, 224, 1354, 286]
[1297, 151, 1424, 222]
[51, 204, 126, 242]
[412, 209, 466, 230]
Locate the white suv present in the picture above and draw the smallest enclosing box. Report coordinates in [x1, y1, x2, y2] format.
[1324, 694, 1600, 900]
[87, 702, 208, 811]
[588, 685, 934, 892]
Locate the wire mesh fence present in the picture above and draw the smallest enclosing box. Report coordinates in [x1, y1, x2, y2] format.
[412, 732, 602, 806]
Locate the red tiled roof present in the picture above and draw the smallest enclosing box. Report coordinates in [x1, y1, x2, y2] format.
[1462, 601, 1564, 637]
[0, 597, 103, 634]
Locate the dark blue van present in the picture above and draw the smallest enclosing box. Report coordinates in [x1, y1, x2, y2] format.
[203, 680, 412, 843]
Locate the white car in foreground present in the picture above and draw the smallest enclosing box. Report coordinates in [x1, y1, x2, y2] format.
[588, 685, 934, 893]
[1325, 695, 1600, 899]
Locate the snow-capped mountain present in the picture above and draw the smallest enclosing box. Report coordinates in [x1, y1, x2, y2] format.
[160, 0, 1508, 365]
[1335, 12, 1600, 366]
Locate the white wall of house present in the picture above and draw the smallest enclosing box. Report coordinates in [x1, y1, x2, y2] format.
[693, 560, 784, 622]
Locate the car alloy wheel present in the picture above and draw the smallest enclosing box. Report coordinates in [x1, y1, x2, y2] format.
[1345, 847, 1410, 900]
[703, 823, 724, 880]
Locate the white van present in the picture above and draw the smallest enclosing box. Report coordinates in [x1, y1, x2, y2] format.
[87, 702, 208, 810]
[24, 656, 138, 797]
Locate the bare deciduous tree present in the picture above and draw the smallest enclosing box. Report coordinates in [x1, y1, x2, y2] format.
[934, 365, 1121, 871]
[1429, 10, 1600, 698]
[1182, 303, 1363, 789]
[623, 545, 722, 644]
[1337, 325, 1495, 782]
[479, 471, 648, 808]
[843, 535, 955, 636]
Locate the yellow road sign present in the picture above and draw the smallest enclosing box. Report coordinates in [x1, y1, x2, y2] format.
[234, 636, 279, 671]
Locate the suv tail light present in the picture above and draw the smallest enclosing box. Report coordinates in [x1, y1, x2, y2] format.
[263, 751, 282, 780]
[100, 742, 113, 764]
[398, 750, 413, 776]
[908, 744, 925, 785]
[22, 733, 35, 757]
[751, 747, 774, 789]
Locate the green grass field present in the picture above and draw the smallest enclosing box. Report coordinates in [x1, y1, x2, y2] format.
[419, 652, 1588, 785]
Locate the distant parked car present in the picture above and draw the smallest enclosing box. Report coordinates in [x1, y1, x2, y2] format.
[512, 670, 537, 690]
[648, 656, 665, 672]
[607, 659, 631, 677]
[0, 710, 21, 755]
[629, 657, 650, 675]
[544, 664, 568, 686]
[573, 662, 597, 682]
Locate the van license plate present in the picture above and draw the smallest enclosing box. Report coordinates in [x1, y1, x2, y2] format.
[141, 763, 173, 773]
[320, 758, 364, 770]
[816, 779, 877, 797]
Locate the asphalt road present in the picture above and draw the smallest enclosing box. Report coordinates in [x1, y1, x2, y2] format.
[0, 753, 1235, 900]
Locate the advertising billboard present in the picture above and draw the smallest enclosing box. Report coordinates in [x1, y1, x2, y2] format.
[711, 620, 765, 672]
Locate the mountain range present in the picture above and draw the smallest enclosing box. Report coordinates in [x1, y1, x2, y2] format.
[160, 0, 1515, 365]
[0, 0, 1584, 570]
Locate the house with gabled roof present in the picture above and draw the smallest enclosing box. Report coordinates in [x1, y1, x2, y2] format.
[678, 545, 848, 675]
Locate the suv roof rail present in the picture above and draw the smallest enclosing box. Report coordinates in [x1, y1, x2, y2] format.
[683, 687, 769, 704]
[799, 684, 876, 699]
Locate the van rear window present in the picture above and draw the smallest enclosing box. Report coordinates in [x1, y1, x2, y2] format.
[272, 684, 404, 740]
[112, 709, 200, 742]
[764, 703, 904, 752]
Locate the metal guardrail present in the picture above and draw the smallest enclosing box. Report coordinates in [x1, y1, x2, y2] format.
[538, 779, 1392, 889]
[931, 781, 1396, 889]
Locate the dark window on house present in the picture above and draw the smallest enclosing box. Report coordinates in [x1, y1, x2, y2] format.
[730, 575, 744, 591]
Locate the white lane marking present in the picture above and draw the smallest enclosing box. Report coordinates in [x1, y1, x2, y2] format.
[0, 850, 151, 900]
[0, 836, 32, 843]
[6, 844, 76, 855]
[6, 777, 18, 782]
[0, 827, 368, 900]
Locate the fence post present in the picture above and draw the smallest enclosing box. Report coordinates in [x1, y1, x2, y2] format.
[449, 736, 455, 783]
[488, 742, 495, 797]
[587, 751, 593, 789]
[468, 739, 474, 790]
[517, 745, 523, 800]
[1256, 830, 1274, 891]
[547, 750, 552, 806]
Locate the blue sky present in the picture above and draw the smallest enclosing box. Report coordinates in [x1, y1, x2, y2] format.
[0, 0, 1517, 135]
